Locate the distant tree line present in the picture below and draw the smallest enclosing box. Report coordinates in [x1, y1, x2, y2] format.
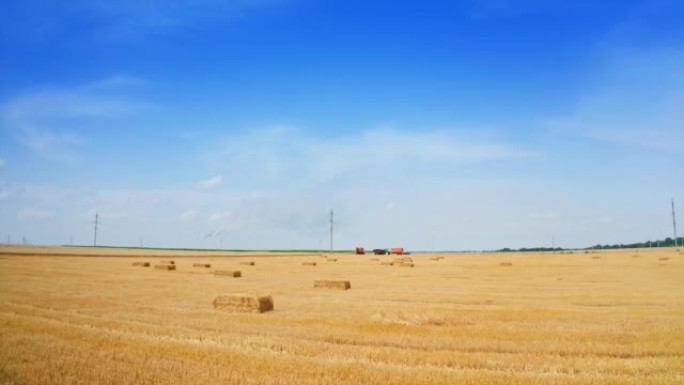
[497, 237, 683, 252]
[585, 237, 683, 250]
[497, 247, 564, 252]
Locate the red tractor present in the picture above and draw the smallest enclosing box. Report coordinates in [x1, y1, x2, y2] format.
[355, 247, 365, 255]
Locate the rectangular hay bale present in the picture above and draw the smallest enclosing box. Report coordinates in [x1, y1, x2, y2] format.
[239, 261, 255, 266]
[302, 262, 317, 266]
[381, 262, 394, 266]
[326, 258, 338, 262]
[193, 263, 211, 268]
[215, 270, 241, 277]
[159, 260, 175, 265]
[154, 264, 176, 270]
[499, 262, 513, 267]
[399, 262, 414, 267]
[314, 280, 351, 290]
[132, 262, 150, 267]
[213, 294, 273, 313]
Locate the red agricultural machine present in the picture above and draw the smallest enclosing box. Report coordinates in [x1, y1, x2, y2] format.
[390, 247, 405, 255]
[355, 247, 365, 255]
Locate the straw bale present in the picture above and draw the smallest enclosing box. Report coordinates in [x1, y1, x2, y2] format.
[659, 257, 670, 261]
[213, 294, 273, 313]
[193, 263, 211, 268]
[499, 262, 513, 267]
[215, 270, 241, 277]
[314, 280, 351, 290]
[326, 258, 338, 262]
[154, 264, 176, 270]
[239, 261, 255, 266]
[381, 262, 394, 266]
[592, 256, 601, 259]
[302, 262, 317, 266]
[399, 262, 414, 267]
[159, 260, 175, 265]
[132, 262, 150, 267]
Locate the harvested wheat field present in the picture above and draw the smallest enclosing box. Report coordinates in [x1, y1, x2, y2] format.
[0, 245, 683, 385]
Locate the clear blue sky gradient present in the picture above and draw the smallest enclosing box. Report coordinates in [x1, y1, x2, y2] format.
[1, 0, 683, 250]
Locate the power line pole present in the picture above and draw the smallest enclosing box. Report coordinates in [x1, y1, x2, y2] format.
[673, 199, 678, 248]
[329, 209, 334, 251]
[93, 213, 99, 246]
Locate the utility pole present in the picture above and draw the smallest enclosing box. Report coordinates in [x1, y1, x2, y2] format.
[673, 199, 678, 248]
[329, 209, 334, 251]
[93, 213, 99, 246]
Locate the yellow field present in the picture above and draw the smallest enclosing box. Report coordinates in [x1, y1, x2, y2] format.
[1, 245, 682, 384]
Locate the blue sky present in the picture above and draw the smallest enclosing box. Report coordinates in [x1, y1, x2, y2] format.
[1, 0, 683, 250]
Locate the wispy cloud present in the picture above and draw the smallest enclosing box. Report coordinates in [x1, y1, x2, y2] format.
[1, 0, 291, 43]
[16, 125, 86, 162]
[0, 76, 145, 161]
[0, 183, 9, 200]
[462, 0, 598, 19]
[209, 210, 232, 221]
[17, 208, 55, 220]
[546, 47, 684, 154]
[180, 210, 200, 221]
[205, 125, 538, 188]
[198, 175, 223, 189]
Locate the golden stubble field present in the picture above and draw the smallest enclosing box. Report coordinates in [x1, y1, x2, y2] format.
[0, 245, 682, 385]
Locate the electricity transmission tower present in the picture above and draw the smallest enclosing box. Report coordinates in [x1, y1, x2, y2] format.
[673, 199, 678, 248]
[93, 213, 99, 246]
[329, 209, 334, 251]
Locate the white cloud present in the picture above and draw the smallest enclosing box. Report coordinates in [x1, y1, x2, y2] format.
[462, 0, 594, 19]
[1, 76, 145, 161]
[209, 211, 232, 221]
[17, 208, 54, 220]
[198, 175, 223, 189]
[205, 125, 538, 189]
[16, 125, 86, 162]
[181, 210, 200, 220]
[548, 45, 684, 154]
[4, 0, 291, 43]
